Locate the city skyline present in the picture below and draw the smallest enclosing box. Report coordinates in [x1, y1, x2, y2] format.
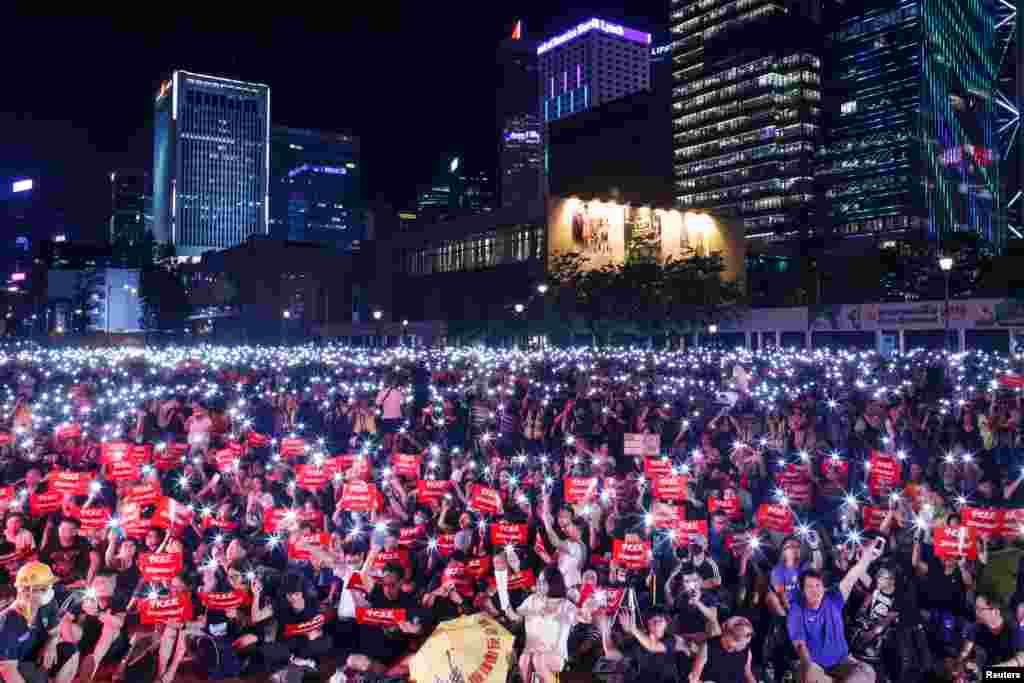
[0, 5, 662, 240]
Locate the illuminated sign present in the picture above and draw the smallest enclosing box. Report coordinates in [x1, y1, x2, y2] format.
[10, 273, 25, 282]
[286, 164, 347, 178]
[651, 44, 672, 58]
[505, 130, 541, 144]
[512, 20, 522, 40]
[12, 179, 33, 193]
[538, 18, 651, 55]
[156, 80, 171, 102]
[450, 157, 460, 173]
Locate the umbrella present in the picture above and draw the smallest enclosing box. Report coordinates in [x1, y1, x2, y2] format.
[409, 614, 515, 683]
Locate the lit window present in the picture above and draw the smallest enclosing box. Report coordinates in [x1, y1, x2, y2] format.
[841, 100, 857, 115]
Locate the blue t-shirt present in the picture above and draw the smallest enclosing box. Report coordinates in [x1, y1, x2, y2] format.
[787, 588, 849, 669]
[771, 561, 808, 600]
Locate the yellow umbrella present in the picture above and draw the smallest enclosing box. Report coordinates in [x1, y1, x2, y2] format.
[409, 614, 515, 683]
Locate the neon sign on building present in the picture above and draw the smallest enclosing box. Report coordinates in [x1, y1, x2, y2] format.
[537, 18, 651, 55]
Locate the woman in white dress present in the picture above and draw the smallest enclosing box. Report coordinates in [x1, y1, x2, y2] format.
[538, 497, 587, 594]
[504, 567, 577, 683]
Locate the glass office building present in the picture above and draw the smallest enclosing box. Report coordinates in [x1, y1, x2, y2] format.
[669, 0, 823, 239]
[152, 71, 270, 258]
[269, 126, 364, 250]
[818, 0, 1004, 249]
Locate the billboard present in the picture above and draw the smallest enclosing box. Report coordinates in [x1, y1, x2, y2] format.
[547, 198, 745, 279]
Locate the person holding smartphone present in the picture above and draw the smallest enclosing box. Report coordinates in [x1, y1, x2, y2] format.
[788, 536, 884, 683]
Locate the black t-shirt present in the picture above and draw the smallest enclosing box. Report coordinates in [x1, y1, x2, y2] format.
[674, 590, 719, 634]
[969, 616, 1024, 666]
[627, 637, 678, 683]
[702, 636, 749, 683]
[40, 536, 92, 583]
[920, 556, 967, 616]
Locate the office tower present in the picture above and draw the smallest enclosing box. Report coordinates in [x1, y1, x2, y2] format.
[416, 157, 494, 222]
[269, 126, 365, 250]
[497, 24, 543, 207]
[109, 170, 149, 245]
[817, 0, 1004, 249]
[539, 18, 652, 125]
[670, 0, 823, 240]
[152, 71, 270, 258]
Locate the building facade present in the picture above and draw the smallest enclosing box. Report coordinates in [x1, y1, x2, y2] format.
[497, 29, 543, 206]
[109, 170, 149, 245]
[670, 1, 824, 240]
[415, 157, 495, 223]
[817, 0, 1005, 249]
[152, 71, 271, 258]
[539, 18, 652, 125]
[269, 126, 364, 250]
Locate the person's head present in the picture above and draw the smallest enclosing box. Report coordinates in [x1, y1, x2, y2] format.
[145, 528, 164, 552]
[25, 468, 42, 489]
[226, 537, 247, 563]
[283, 573, 307, 611]
[646, 611, 670, 640]
[14, 561, 57, 619]
[689, 534, 708, 561]
[800, 569, 826, 609]
[118, 537, 138, 563]
[975, 591, 1005, 629]
[91, 571, 117, 602]
[711, 512, 728, 534]
[875, 565, 897, 595]
[380, 563, 403, 598]
[58, 518, 80, 545]
[5, 514, 23, 537]
[781, 536, 801, 566]
[722, 616, 754, 652]
[537, 566, 567, 599]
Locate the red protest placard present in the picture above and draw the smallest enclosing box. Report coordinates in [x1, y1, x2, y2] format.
[933, 526, 978, 560]
[564, 477, 598, 504]
[592, 587, 626, 615]
[198, 590, 251, 610]
[442, 561, 475, 595]
[48, 470, 92, 498]
[487, 569, 537, 592]
[861, 506, 888, 532]
[755, 503, 795, 533]
[54, 423, 82, 439]
[280, 438, 306, 458]
[264, 508, 296, 535]
[708, 495, 742, 520]
[153, 447, 183, 472]
[466, 556, 491, 578]
[612, 539, 652, 569]
[107, 459, 141, 483]
[29, 491, 63, 516]
[122, 514, 153, 540]
[139, 552, 184, 583]
[399, 525, 426, 548]
[0, 432, 10, 446]
[295, 464, 328, 492]
[341, 482, 380, 513]
[652, 475, 688, 501]
[491, 522, 528, 546]
[435, 533, 457, 557]
[331, 454, 372, 480]
[1000, 509, 1024, 538]
[373, 549, 412, 572]
[130, 444, 153, 466]
[468, 484, 503, 515]
[644, 457, 673, 478]
[100, 441, 131, 466]
[153, 497, 194, 531]
[355, 608, 405, 628]
[625, 433, 660, 457]
[961, 507, 1003, 538]
[214, 449, 239, 473]
[126, 482, 161, 507]
[391, 453, 422, 478]
[284, 613, 327, 637]
[654, 504, 685, 529]
[868, 450, 901, 498]
[139, 592, 193, 625]
[288, 532, 330, 562]
[673, 518, 710, 545]
[76, 506, 111, 533]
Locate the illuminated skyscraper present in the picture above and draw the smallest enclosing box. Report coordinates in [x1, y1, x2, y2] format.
[152, 71, 270, 258]
[269, 126, 364, 250]
[817, 0, 1004, 249]
[669, 0, 823, 240]
[497, 23, 543, 206]
[109, 170, 149, 245]
[538, 18, 652, 125]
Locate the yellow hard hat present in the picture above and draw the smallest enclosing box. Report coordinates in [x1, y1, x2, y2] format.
[14, 561, 57, 589]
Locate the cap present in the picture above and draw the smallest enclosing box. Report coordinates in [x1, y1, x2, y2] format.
[15, 561, 57, 589]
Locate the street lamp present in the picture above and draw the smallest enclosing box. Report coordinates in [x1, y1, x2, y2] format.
[372, 309, 383, 348]
[940, 256, 954, 351]
[537, 283, 549, 295]
[514, 303, 525, 314]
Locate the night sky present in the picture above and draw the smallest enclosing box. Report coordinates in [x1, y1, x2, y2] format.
[1, 4, 663, 240]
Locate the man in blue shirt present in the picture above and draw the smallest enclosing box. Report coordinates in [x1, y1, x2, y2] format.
[788, 537, 884, 683]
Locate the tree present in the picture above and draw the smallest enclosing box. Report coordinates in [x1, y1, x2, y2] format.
[138, 240, 191, 332]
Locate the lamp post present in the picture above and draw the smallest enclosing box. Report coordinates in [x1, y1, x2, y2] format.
[708, 323, 718, 349]
[373, 309, 383, 348]
[402, 319, 409, 347]
[282, 309, 291, 346]
[939, 256, 953, 351]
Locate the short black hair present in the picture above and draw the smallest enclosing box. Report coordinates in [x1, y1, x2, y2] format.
[542, 567, 568, 599]
[798, 569, 824, 591]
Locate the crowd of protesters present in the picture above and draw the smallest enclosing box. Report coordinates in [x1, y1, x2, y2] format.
[0, 343, 1022, 683]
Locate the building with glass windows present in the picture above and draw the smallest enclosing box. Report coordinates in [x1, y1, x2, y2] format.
[152, 71, 270, 258]
[539, 18, 652, 125]
[269, 126, 364, 250]
[109, 170, 149, 245]
[497, 26, 544, 207]
[817, 0, 1004, 249]
[669, 0, 823, 240]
